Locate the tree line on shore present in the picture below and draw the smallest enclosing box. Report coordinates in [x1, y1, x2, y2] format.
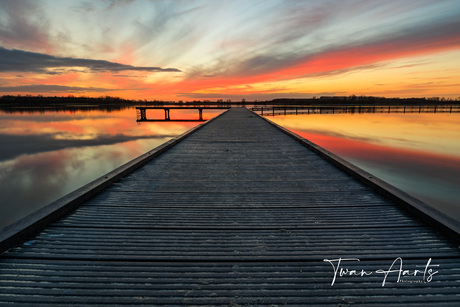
[269, 95, 460, 105]
[1, 94, 459, 108]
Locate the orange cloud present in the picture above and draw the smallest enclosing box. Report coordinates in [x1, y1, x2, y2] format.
[157, 22, 460, 99]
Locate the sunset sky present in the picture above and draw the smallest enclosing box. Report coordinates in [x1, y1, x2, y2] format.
[1, 0, 460, 101]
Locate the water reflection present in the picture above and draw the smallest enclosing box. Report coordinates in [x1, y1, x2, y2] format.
[0, 107, 225, 228]
[2, 105, 459, 229]
[268, 111, 460, 223]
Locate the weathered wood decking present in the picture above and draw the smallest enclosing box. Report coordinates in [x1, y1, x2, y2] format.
[1, 107, 459, 306]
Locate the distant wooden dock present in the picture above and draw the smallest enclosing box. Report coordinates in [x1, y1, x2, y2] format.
[252, 104, 460, 116]
[1, 107, 459, 305]
[136, 106, 231, 122]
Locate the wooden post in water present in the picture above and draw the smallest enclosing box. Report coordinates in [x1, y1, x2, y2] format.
[139, 108, 147, 121]
[164, 108, 170, 120]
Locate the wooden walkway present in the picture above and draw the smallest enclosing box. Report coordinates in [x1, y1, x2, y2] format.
[1, 107, 459, 306]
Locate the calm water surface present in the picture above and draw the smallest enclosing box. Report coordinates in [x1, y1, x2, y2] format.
[267, 111, 460, 223]
[0, 107, 224, 228]
[1, 106, 459, 229]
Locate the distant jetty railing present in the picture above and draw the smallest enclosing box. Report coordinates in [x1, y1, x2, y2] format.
[136, 106, 231, 122]
[251, 105, 460, 116]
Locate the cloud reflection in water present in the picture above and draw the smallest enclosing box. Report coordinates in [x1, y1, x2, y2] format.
[0, 138, 172, 227]
[0, 107, 213, 228]
[270, 112, 460, 223]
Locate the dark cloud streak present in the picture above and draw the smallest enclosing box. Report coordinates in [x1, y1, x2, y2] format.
[0, 84, 116, 93]
[0, 47, 181, 73]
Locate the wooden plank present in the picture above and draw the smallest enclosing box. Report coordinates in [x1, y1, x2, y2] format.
[82, 191, 394, 208]
[1, 259, 459, 305]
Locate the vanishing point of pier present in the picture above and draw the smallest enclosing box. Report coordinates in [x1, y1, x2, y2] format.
[1, 107, 459, 305]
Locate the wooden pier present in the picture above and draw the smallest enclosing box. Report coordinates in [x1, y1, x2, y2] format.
[136, 106, 230, 122]
[1, 107, 459, 306]
[252, 104, 460, 117]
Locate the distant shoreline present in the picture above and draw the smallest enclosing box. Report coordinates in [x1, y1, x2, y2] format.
[1, 94, 459, 109]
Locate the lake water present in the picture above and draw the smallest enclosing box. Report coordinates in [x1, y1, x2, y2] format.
[264, 108, 460, 224]
[0, 105, 459, 229]
[0, 107, 225, 228]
